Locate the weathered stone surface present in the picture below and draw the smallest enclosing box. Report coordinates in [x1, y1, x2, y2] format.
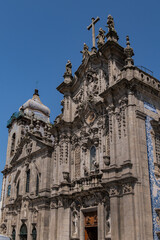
[0, 14, 159, 240]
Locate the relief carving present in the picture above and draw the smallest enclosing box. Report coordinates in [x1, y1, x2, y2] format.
[75, 146, 81, 179]
[122, 183, 133, 194]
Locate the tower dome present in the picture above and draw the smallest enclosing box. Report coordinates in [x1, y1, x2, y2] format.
[20, 89, 50, 123]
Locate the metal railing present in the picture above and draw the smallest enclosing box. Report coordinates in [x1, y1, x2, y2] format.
[136, 65, 153, 76]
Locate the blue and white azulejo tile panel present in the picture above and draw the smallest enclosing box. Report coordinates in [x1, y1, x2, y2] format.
[145, 116, 160, 239]
[144, 101, 157, 114]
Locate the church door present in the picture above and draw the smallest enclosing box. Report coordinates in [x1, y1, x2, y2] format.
[84, 211, 98, 240]
[20, 223, 27, 240]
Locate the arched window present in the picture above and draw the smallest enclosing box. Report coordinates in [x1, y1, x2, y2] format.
[26, 169, 30, 193]
[90, 146, 96, 171]
[12, 228, 16, 240]
[20, 223, 27, 240]
[32, 227, 37, 240]
[17, 180, 20, 197]
[36, 175, 39, 196]
[7, 184, 11, 197]
[10, 133, 16, 156]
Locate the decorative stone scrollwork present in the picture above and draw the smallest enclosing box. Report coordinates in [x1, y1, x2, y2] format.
[73, 88, 84, 105]
[0, 223, 7, 235]
[71, 192, 109, 211]
[25, 140, 33, 155]
[50, 199, 58, 209]
[109, 185, 119, 197]
[75, 145, 81, 179]
[116, 110, 121, 139]
[108, 104, 114, 142]
[122, 183, 133, 194]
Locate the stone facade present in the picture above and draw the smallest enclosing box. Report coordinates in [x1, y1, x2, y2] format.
[0, 14, 160, 240]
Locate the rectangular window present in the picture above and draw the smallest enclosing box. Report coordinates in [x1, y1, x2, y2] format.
[155, 133, 160, 164]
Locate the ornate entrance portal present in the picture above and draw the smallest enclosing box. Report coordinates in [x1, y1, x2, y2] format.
[84, 211, 98, 240]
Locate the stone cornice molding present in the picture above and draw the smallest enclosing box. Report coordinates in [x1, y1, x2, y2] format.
[136, 110, 146, 120]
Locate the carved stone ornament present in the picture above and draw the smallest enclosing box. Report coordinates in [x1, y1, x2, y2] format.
[72, 210, 79, 237]
[109, 185, 119, 197]
[96, 27, 106, 48]
[50, 199, 58, 209]
[80, 43, 90, 60]
[122, 183, 133, 194]
[62, 171, 70, 183]
[73, 88, 84, 104]
[25, 140, 33, 155]
[71, 192, 109, 211]
[105, 206, 111, 238]
[107, 15, 115, 32]
[65, 60, 72, 76]
[86, 111, 96, 125]
[0, 223, 7, 235]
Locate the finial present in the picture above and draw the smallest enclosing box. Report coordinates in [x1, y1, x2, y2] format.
[124, 35, 134, 66]
[96, 28, 106, 48]
[106, 14, 119, 42]
[63, 60, 73, 84]
[34, 89, 39, 96]
[80, 43, 90, 61]
[126, 35, 130, 46]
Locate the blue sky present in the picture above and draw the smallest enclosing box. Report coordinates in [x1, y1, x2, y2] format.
[0, 0, 160, 194]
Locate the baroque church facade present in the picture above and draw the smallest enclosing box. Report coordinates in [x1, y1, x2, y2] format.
[0, 14, 160, 240]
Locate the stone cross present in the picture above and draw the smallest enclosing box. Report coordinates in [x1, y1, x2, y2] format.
[87, 17, 100, 49]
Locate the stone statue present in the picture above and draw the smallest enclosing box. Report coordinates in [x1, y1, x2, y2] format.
[80, 43, 90, 60]
[72, 211, 78, 235]
[65, 60, 72, 75]
[96, 28, 106, 48]
[107, 15, 115, 32]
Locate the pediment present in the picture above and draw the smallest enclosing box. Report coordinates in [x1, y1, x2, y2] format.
[10, 133, 52, 165]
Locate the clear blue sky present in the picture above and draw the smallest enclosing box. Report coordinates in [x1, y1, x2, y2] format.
[0, 0, 160, 194]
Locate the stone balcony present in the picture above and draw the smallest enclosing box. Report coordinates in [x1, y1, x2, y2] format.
[116, 66, 160, 92]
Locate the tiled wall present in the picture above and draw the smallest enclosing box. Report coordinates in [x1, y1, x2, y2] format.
[145, 102, 160, 239]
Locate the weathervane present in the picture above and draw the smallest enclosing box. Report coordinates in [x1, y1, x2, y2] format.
[87, 17, 100, 52]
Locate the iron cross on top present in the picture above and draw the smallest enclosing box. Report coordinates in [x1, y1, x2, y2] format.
[87, 17, 100, 49]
